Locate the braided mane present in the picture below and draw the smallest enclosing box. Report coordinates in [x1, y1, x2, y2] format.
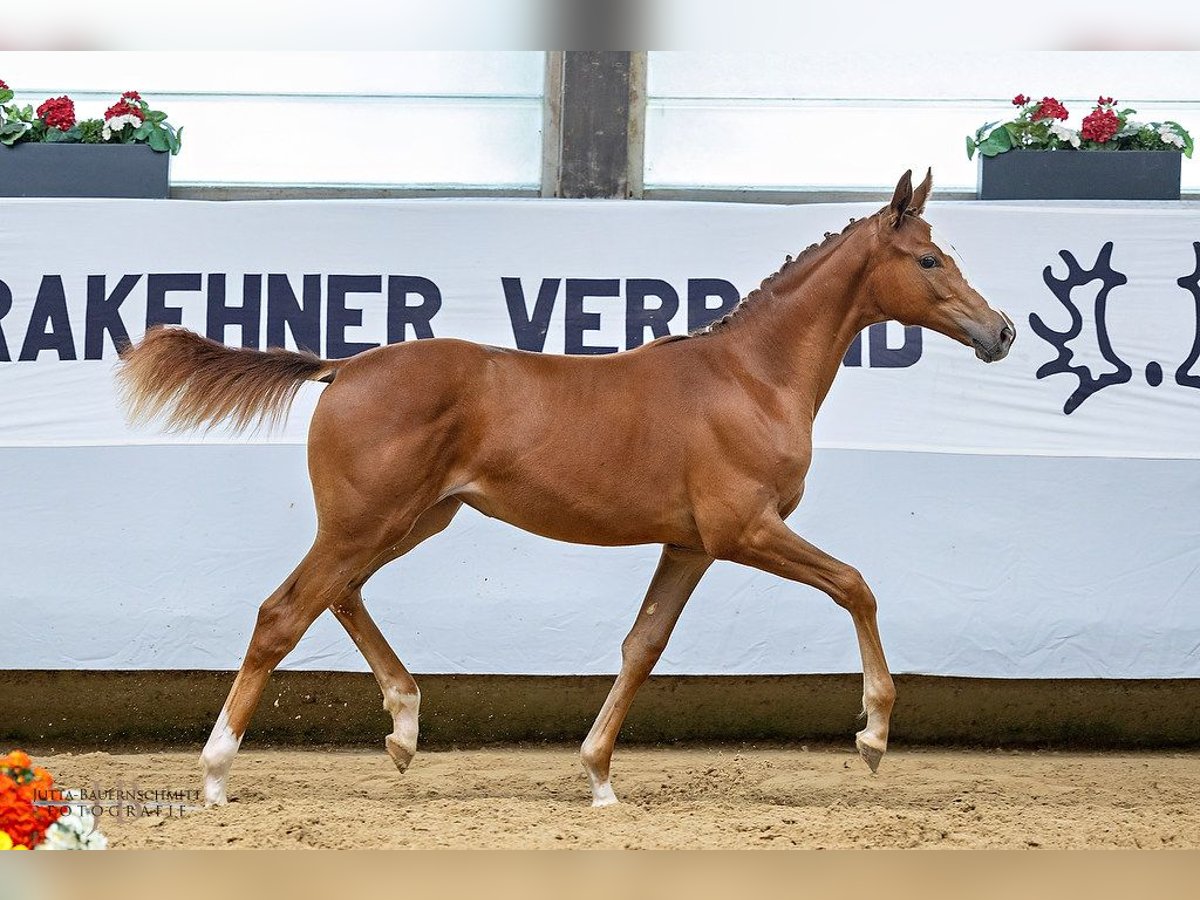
[690, 213, 872, 336]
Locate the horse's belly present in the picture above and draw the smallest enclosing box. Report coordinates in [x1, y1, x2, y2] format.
[453, 476, 698, 548]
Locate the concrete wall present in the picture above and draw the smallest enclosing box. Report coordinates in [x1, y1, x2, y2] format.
[6, 672, 1200, 750]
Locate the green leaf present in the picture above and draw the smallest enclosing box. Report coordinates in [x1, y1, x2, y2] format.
[974, 120, 998, 143]
[978, 127, 1014, 157]
[965, 135, 976, 160]
[148, 127, 170, 152]
[0, 120, 28, 145]
[133, 122, 152, 140]
[0, 88, 12, 105]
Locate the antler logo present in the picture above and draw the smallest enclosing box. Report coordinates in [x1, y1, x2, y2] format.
[1030, 242, 1200, 414]
[1176, 242, 1200, 391]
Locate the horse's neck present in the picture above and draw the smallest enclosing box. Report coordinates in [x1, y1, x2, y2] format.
[725, 249, 875, 416]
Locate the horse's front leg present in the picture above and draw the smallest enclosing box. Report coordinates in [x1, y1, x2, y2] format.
[580, 545, 712, 806]
[720, 514, 895, 772]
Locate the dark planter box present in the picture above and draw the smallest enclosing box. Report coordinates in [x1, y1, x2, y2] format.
[0, 143, 170, 198]
[978, 149, 1182, 200]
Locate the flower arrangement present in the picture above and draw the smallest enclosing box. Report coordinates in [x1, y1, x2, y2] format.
[0, 80, 182, 154]
[967, 95, 1192, 160]
[0, 750, 107, 850]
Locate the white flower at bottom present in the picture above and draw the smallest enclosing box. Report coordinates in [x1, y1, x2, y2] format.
[1158, 125, 1185, 148]
[1050, 122, 1081, 148]
[102, 113, 142, 142]
[36, 791, 108, 850]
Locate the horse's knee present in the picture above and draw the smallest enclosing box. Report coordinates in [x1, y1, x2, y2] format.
[621, 631, 669, 674]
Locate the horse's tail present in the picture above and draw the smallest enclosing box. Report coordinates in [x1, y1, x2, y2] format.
[117, 326, 340, 434]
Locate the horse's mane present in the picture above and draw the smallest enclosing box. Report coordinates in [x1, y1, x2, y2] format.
[689, 212, 874, 337]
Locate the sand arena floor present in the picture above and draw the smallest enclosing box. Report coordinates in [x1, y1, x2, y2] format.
[37, 745, 1200, 849]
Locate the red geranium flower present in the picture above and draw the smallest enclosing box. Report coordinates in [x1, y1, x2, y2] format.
[1032, 96, 1069, 122]
[1081, 107, 1120, 143]
[121, 90, 142, 102]
[104, 98, 144, 122]
[1097, 95, 1115, 106]
[0, 79, 9, 91]
[1012, 94, 1030, 106]
[35, 96, 76, 130]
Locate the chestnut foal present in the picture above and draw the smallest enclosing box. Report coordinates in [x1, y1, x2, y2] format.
[118, 170, 1014, 807]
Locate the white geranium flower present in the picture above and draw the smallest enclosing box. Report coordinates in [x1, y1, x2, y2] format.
[1049, 122, 1081, 148]
[36, 792, 108, 850]
[1158, 125, 1185, 148]
[102, 113, 142, 141]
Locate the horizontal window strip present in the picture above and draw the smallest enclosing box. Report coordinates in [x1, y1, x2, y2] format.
[648, 51, 1200, 103]
[0, 51, 546, 97]
[645, 101, 1200, 192]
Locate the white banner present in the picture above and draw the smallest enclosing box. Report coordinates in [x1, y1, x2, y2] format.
[2, 199, 1200, 455]
[2, 198, 1199, 677]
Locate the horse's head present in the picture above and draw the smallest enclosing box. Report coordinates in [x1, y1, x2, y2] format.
[864, 169, 1015, 363]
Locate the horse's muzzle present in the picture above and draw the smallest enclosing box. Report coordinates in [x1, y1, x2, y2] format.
[973, 311, 1016, 363]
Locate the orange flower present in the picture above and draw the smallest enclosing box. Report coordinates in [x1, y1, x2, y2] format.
[0, 750, 32, 772]
[0, 754, 64, 848]
[0, 773, 39, 848]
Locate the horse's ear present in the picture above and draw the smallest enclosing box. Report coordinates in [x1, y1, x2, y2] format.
[888, 169, 914, 227]
[910, 167, 933, 215]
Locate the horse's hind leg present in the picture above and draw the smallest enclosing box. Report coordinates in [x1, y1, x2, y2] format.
[580, 545, 712, 806]
[330, 497, 462, 774]
[331, 593, 420, 772]
[199, 535, 373, 806]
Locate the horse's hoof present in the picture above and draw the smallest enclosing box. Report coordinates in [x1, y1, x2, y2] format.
[201, 771, 229, 807]
[385, 735, 416, 773]
[591, 782, 619, 808]
[202, 784, 228, 807]
[855, 734, 885, 774]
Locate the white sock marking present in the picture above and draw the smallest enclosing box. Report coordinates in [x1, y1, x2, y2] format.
[200, 707, 242, 806]
[383, 686, 420, 759]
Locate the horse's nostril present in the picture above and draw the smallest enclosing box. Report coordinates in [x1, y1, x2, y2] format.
[997, 310, 1017, 344]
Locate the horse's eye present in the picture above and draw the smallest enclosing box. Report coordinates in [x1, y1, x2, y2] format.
[919, 255, 939, 269]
